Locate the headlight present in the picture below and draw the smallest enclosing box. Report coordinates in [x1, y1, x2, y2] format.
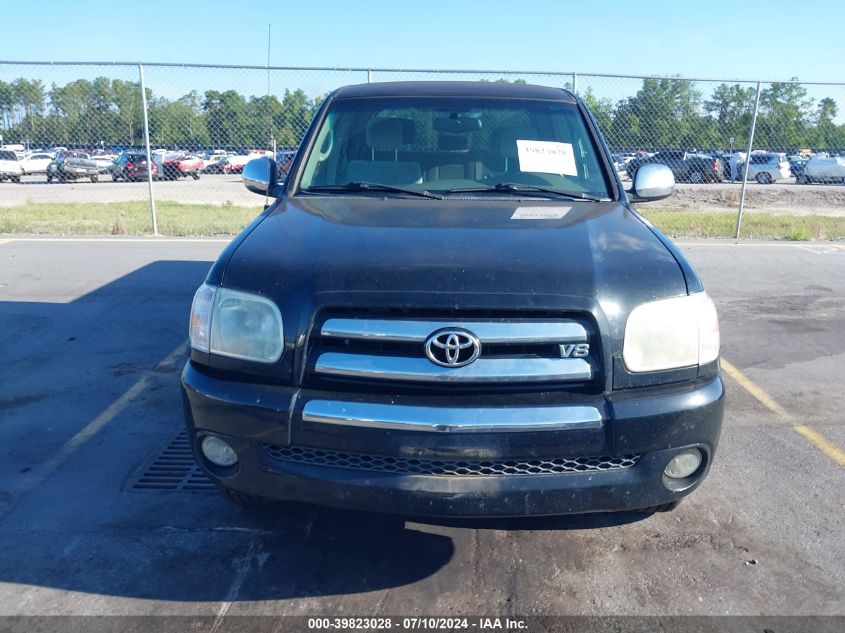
[622, 292, 719, 373]
[188, 284, 283, 363]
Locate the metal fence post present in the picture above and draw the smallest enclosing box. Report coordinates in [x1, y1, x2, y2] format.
[735, 80, 762, 239]
[367, 69, 373, 83]
[138, 63, 158, 236]
[572, 72, 578, 94]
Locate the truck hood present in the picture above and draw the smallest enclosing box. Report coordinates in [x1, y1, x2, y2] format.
[221, 196, 688, 339]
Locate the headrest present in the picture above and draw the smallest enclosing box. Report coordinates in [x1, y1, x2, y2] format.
[366, 118, 415, 150]
[498, 125, 537, 159]
[438, 134, 469, 151]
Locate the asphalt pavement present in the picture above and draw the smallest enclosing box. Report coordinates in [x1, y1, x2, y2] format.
[0, 237, 843, 626]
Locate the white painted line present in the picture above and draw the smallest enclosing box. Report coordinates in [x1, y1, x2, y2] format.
[211, 539, 259, 631]
[676, 242, 840, 248]
[793, 244, 844, 255]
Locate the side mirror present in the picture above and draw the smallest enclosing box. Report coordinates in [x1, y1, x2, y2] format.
[629, 163, 674, 202]
[242, 157, 279, 196]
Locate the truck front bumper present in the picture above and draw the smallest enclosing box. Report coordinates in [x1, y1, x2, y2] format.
[181, 362, 724, 517]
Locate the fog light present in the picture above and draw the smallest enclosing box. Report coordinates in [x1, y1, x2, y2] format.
[201, 435, 238, 467]
[664, 448, 702, 479]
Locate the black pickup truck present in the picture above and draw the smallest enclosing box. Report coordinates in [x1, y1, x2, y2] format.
[181, 82, 724, 518]
[46, 151, 100, 183]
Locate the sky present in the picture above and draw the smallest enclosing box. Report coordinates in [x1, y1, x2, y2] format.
[1, 0, 843, 82]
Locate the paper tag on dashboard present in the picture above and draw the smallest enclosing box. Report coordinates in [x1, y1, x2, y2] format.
[516, 140, 578, 175]
[511, 206, 571, 220]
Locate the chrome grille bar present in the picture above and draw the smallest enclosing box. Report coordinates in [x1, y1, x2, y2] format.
[315, 353, 592, 383]
[321, 318, 587, 343]
[302, 399, 603, 433]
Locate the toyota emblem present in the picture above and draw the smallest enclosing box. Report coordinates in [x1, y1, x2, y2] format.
[424, 328, 481, 368]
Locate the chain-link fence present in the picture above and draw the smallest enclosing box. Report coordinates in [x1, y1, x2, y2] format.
[1, 61, 844, 237]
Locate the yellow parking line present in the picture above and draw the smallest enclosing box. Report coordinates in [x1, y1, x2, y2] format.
[0, 340, 187, 521]
[722, 358, 845, 469]
[720, 359, 788, 417]
[794, 426, 845, 468]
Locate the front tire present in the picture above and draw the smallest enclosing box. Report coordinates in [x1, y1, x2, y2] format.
[688, 170, 704, 184]
[756, 172, 772, 184]
[191, 171, 200, 180]
[90, 174, 98, 183]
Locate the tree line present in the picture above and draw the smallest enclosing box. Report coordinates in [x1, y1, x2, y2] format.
[0, 77, 321, 149]
[1, 75, 844, 152]
[582, 77, 845, 152]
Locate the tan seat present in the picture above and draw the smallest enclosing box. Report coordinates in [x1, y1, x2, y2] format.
[345, 118, 422, 185]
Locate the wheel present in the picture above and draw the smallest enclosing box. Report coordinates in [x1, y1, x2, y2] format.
[90, 174, 98, 183]
[688, 170, 704, 184]
[636, 500, 682, 514]
[797, 174, 808, 185]
[11, 175, 20, 183]
[46, 173, 52, 183]
[191, 171, 200, 180]
[111, 173, 121, 182]
[217, 485, 275, 506]
[756, 172, 772, 184]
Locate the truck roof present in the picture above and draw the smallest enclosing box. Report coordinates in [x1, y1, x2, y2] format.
[333, 81, 577, 102]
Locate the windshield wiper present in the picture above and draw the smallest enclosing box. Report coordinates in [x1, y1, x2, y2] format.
[300, 182, 443, 200]
[442, 183, 606, 202]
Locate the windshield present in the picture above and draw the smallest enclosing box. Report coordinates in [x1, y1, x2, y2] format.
[297, 96, 611, 199]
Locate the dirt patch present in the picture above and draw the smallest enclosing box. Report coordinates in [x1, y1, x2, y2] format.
[650, 182, 845, 216]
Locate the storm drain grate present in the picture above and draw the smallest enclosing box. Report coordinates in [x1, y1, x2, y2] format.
[129, 431, 216, 492]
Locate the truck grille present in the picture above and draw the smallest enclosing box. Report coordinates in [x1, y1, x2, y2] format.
[263, 444, 639, 476]
[306, 310, 599, 389]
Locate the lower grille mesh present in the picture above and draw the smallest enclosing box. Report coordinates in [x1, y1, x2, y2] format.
[263, 444, 640, 476]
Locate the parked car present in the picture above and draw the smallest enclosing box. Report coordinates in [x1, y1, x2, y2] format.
[626, 150, 723, 183]
[221, 154, 252, 174]
[202, 152, 228, 171]
[737, 152, 791, 184]
[110, 151, 158, 182]
[798, 154, 845, 184]
[788, 157, 808, 179]
[19, 152, 54, 174]
[203, 156, 230, 174]
[182, 81, 724, 518]
[46, 151, 100, 182]
[91, 153, 117, 174]
[276, 150, 295, 175]
[161, 153, 203, 180]
[0, 149, 23, 182]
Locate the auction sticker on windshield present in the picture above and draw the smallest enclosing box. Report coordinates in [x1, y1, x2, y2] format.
[516, 140, 578, 176]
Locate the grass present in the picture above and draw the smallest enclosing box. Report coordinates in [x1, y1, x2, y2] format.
[0, 202, 844, 241]
[0, 201, 260, 236]
[641, 210, 845, 241]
